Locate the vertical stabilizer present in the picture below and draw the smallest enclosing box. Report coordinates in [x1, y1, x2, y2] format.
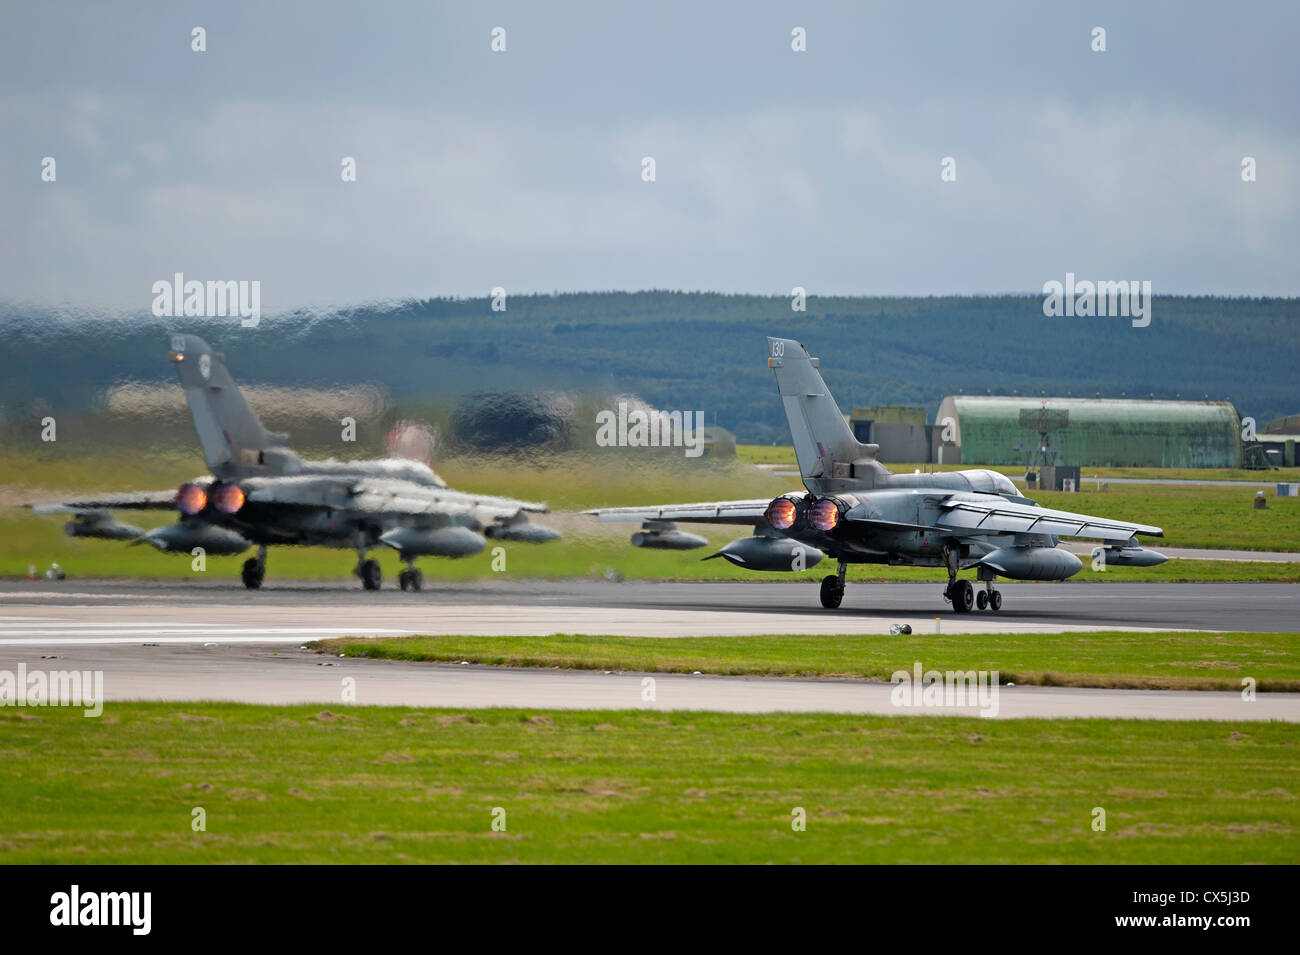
[765, 336, 888, 493]
[167, 334, 286, 477]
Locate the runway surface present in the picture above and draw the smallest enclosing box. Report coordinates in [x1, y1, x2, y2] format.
[0, 579, 1295, 637]
[0, 579, 1295, 720]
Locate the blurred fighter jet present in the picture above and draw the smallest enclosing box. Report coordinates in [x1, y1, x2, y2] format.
[30, 334, 559, 591]
[585, 336, 1166, 612]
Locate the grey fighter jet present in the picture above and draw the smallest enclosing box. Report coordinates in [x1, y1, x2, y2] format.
[29, 334, 559, 591]
[584, 336, 1167, 612]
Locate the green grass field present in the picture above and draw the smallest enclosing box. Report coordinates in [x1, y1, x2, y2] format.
[736, 444, 801, 465]
[317, 631, 1300, 692]
[1032, 485, 1300, 553]
[1, 446, 790, 512]
[4, 507, 1298, 584]
[4, 448, 1299, 585]
[736, 446, 1300, 484]
[1, 703, 1293, 863]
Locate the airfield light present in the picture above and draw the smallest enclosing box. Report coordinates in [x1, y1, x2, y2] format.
[808, 498, 841, 532]
[765, 497, 798, 530]
[213, 483, 246, 514]
[176, 482, 208, 516]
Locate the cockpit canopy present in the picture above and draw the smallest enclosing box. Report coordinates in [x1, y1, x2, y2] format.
[965, 469, 1019, 497]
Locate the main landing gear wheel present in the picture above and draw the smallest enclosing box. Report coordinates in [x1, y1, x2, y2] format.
[360, 558, 383, 591]
[398, 568, 423, 591]
[819, 574, 844, 609]
[950, 579, 974, 613]
[240, 558, 265, 590]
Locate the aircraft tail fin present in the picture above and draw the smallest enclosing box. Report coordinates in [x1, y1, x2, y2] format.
[168, 334, 286, 476]
[765, 336, 884, 492]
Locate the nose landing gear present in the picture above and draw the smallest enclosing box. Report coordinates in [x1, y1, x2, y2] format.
[398, 561, 424, 591]
[942, 548, 1005, 614]
[945, 578, 1002, 613]
[978, 568, 1002, 611]
[984, 583, 1002, 611]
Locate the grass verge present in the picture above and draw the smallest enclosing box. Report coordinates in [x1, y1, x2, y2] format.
[315, 631, 1300, 692]
[735, 447, 1300, 484]
[0, 703, 1293, 863]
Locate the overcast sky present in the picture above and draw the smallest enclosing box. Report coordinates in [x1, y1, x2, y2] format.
[2, 1, 1296, 312]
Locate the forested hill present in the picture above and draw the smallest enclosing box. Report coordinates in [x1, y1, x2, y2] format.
[1, 292, 1294, 443]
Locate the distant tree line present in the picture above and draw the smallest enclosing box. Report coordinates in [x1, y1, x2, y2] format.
[0, 292, 1294, 446]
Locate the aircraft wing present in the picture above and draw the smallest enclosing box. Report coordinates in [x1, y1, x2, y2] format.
[331, 480, 558, 542]
[28, 490, 185, 514]
[935, 496, 1163, 542]
[28, 483, 548, 521]
[241, 476, 548, 521]
[345, 488, 548, 522]
[583, 499, 771, 525]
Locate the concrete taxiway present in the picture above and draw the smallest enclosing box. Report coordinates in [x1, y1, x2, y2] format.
[4, 640, 1296, 721]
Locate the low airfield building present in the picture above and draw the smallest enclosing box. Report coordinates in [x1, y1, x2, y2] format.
[931, 395, 1242, 468]
[1258, 415, 1300, 468]
[848, 405, 932, 463]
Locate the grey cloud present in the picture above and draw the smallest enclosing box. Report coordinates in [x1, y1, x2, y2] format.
[1, 1, 1296, 308]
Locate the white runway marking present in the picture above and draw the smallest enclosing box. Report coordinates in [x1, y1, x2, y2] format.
[0, 601, 1206, 640]
[0, 620, 390, 629]
[0, 592, 160, 600]
[0, 620, 216, 628]
[0, 627, 413, 645]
